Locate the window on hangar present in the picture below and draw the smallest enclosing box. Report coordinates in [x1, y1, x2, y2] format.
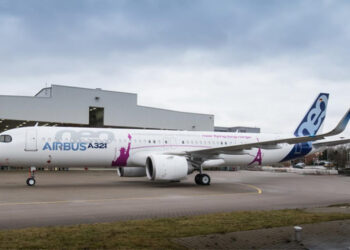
[89, 107, 104, 127]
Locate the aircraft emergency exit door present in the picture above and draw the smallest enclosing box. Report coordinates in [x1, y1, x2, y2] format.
[25, 129, 38, 151]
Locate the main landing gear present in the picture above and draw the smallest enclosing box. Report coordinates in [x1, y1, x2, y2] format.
[193, 163, 211, 185]
[26, 167, 36, 187]
[195, 173, 211, 185]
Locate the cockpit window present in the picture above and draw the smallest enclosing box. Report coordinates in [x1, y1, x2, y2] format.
[0, 135, 12, 143]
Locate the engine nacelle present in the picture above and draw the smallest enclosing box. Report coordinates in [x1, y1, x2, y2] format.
[117, 167, 146, 177]
[146, 155, 193, 181]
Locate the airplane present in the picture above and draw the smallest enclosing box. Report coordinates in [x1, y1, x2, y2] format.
[0, 93, 349, 186]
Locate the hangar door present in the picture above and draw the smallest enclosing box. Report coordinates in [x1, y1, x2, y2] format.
[25, 129, 38, 151]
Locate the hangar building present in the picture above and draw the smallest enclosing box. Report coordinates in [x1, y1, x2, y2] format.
[215, 126, 260, 133]
[0, 85, 214, 132]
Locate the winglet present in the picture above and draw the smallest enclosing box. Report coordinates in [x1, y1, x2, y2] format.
[326, 108, 350, 136]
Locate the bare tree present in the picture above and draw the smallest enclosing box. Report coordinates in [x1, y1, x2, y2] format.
[326, 146, 349, 169]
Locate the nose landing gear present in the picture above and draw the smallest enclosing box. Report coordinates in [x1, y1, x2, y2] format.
[26, 167, 36, 186]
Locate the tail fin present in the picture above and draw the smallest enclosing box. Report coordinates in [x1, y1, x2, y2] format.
[294, 93, 329, 137]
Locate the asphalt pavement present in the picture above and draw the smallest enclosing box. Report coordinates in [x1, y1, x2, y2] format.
[0, 170, 349, 229]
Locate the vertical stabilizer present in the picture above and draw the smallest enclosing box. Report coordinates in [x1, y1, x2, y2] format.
[294, 93, 329, 137]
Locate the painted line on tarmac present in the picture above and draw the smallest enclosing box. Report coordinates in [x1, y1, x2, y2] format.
[0, 184, 262, 207]
[239, 183, 263, 194]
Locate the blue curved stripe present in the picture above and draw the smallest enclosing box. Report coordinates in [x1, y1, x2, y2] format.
[281, 142, 312, 162]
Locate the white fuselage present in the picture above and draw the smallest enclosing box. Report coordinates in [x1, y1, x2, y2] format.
[0, 126, 309, 168]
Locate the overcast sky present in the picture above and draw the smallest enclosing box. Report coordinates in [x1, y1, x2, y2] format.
[0, 0, 349, 136]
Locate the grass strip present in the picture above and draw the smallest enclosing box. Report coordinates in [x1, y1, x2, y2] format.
[1, 209, 350, 249]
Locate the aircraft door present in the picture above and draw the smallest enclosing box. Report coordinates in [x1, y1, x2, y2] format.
[25, 128, 38, 151]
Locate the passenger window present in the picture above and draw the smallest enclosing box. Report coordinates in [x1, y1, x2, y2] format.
[0, 135, 12, 143]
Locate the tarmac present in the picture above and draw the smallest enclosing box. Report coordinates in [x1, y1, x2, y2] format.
[175, 219, 350, 249]
[0, 170, 349, 230]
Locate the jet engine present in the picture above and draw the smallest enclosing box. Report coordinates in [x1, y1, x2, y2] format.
[117, 167, 146, 177]
[145, 155, 193, 181]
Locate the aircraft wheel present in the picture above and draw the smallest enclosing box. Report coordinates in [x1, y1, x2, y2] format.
[26, 178, 36, 186]
[195, 174, 202, 185]
[200, 174, 211, 185]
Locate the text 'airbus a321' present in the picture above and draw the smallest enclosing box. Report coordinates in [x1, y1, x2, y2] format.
[0, 93, 349, 186]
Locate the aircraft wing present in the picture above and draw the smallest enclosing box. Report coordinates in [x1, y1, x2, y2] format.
[312, 138, 350, 148]
[186, 108, 350, 156]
